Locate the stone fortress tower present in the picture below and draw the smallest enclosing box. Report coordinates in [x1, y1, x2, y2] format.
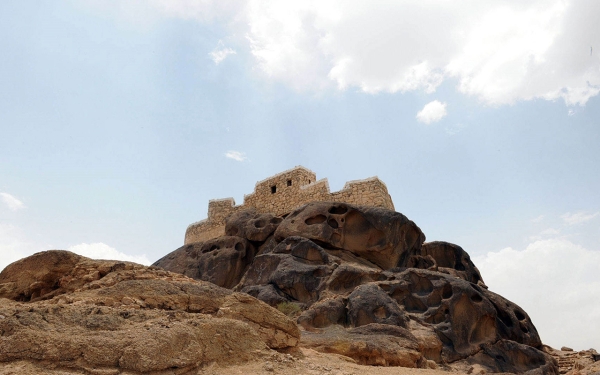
[185, 166, 395, 244]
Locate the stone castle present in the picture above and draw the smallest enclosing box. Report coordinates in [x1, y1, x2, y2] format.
[185, 166, 395, 244]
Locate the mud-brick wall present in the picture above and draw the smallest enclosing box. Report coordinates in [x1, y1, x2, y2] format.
[184, 167, 396, 245]
[330, 178, 395, 210]
[244, 167, 318, 215]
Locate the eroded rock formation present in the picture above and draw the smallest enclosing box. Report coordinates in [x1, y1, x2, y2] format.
[0, 250, 299, 374]
[155, 201, 560, 374]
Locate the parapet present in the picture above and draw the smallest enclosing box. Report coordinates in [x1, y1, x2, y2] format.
[184, 166, 394, 244]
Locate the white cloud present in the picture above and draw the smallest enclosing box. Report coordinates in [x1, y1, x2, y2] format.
[68, 243, 151, 265]
[561, 211, 599, 225]
[474, 239, 600, 350]
[239, 0, 600, 104]
[88, 1, 600, 105]
[225, 150, 247, 162]
[1, 192, 25, 211]
[209, 40, 236, 65]
[416, 100, 447, 124]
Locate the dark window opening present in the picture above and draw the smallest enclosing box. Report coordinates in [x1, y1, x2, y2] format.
[271, 185, 276, 194]
[287, 179, 292, 186]
[308, 180, 311, 184]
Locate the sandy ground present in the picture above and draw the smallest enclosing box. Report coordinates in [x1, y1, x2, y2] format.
[197, 348, 468, 375]
[0, 348, 468, 375]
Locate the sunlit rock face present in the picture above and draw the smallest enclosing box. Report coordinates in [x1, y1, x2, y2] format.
[0, 250, 300, 374]
[155, 201, 559, 374]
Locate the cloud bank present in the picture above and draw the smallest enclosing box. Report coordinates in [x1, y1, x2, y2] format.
[474, 238, 600, 350]
[86, 1, 600, 106]
[241, 1, 600, 105]
[89, 1, 600, 106]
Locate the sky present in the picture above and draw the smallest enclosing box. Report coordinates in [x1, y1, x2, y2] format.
[1, 0, 599, 351]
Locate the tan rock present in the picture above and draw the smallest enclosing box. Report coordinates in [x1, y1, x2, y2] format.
[0, 250, 300, 374]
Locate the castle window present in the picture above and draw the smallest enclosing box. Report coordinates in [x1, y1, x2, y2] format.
[271, 185, 276, 194]
[287, 179, 292, 186]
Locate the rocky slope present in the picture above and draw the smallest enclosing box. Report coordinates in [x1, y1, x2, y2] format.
[2, 202, 597, 374]
[0, 250, 298, 374]
[155, 202, 562, 374]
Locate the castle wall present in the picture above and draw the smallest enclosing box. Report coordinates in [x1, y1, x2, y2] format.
[184, 166, 395, 244]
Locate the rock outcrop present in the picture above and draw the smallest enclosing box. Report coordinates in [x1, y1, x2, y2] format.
[0, 250, 300, 374]
[155, 201, 559, 374]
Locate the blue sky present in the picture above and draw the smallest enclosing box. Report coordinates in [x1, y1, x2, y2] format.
[1, 0, 599, 350]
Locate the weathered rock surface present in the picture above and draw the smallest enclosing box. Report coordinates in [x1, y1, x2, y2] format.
[0, 250, 300, 374]
[274, 202, 425, 269]
[420, 241, 486, 286]
[155, 201, 559, 374]
[153, 236, 255, 288]
[225, 208, 283, 242]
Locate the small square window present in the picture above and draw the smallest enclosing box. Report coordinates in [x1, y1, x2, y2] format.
[271, 185, 276, 194]
[287, 179, 292, 186]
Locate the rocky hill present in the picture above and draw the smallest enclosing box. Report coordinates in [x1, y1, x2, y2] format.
[1, 201, 598, 374]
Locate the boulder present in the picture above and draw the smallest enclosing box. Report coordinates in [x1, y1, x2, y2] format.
[274, 202, 425, 270]
[301, 324, 424, 367]
[0, 250, 300, 374]
[421, 241, 486, 286]
[153, 236, 255, 289]
[225, 208, 283, 242]
[154, 201, 557, 373]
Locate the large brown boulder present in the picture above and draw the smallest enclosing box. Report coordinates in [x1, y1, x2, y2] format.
[274, 202, 425, 269]
[154, 201, 557, 373]
[421, 241, 486, 286]
[153, 236, 255, 289]
[0, 250, 300, 374]
[225, 208, 283, 242]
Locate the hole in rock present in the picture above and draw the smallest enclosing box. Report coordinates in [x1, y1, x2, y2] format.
[495, 355, 506, 362]
[328, 206, 348, 215]
[312, 268, 327, 277]
[409, 273, 433, 295]
[254, 220, 266, 228]
[287, 179, 292, 186]
[327, 218, 339, 229]
[305, 215, 327, 225]
[235, 242, 244, 251]
[470, 293, 483, 303]
[494, 303, 514, 328]
[403, 296, 428, 313]
[514, 309, 526, 321]
[373, 306, 387, 319]
[205, 245, 219, 253]
[442, 284, 453, 299]
[271, 185, 276, 194]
